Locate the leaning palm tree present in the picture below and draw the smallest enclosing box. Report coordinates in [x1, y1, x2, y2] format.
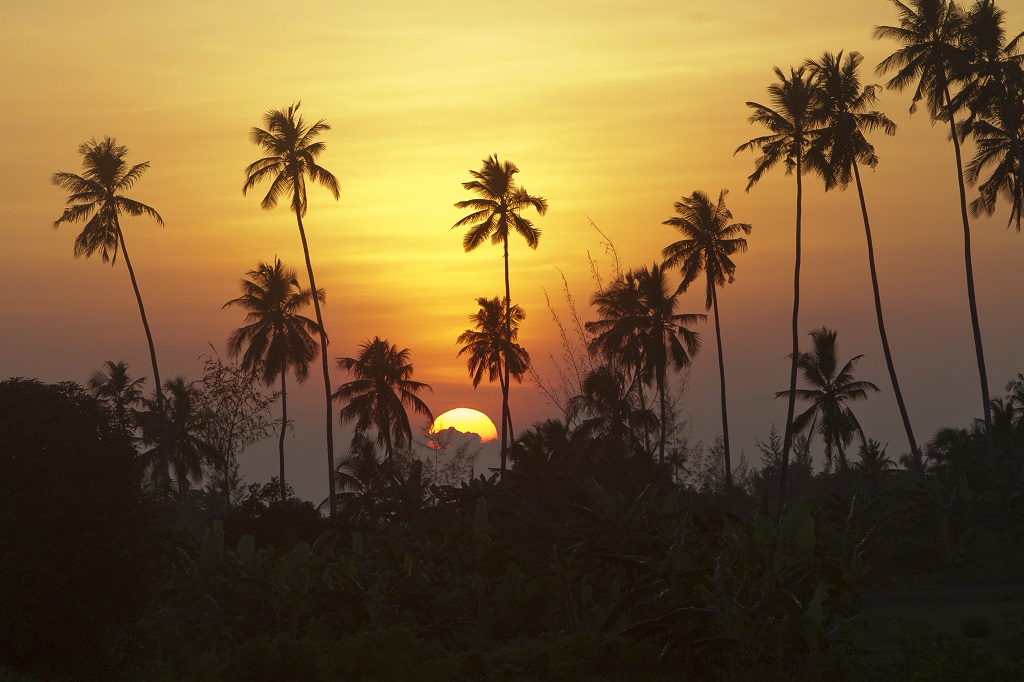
[333, 337, 433, 464]
[243, 102, 341, 515]
[735, 66, 820, 511]
[806, 50, 921, 460]
[776, 327, 880, 473]
[875, 0, 995, 466]
[52, 137, 170, 483]
[456, 296, 531, 471]
[662, 189, 751, 492]
[963, 77, 1024, 229]
[88, 360, 146, 434]
[453, 156, 547, 467]
[224, 258, 322, 502]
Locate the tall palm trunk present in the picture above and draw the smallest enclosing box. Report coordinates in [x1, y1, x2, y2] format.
[943, 87, 995, 468]
[291, 187, 337, 517]
[711, 286, 733, 493]
[501, 236, 511, 472]
[852, 162, 920, 457]
[279, 363, 288, 503]
[779, 156, 803, 517]
[115, 219, 170, 487]
[657, 368, 667, 465]
[635, 365, 653, 457]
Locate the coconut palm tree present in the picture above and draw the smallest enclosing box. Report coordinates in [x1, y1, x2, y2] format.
[875, 0, 995, 466]
[736, 65, 821, 512]
[243, 102, 341, 516]
[224, 258, 321, 502]
[805, 50, 921, 462]
[776, 327, 880, 473]
[88, 360, 146, 434]
[456, 296, 531, 471]
[333, 337, 433, 464]
[52, 137, 170, 483]
[964, 89, 1024, 229]
[453, 156, 547, 467]
[587, 264, 704, 465]
[567, 364, 657, 455]
[662, 189, 751, 492]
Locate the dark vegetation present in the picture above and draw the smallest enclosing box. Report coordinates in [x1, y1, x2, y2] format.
[7, 0, 1024, 679]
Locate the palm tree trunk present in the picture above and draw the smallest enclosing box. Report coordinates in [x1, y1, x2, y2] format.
[501, 236, 511, 473]
[852, 162, 920, 458]
[779, 156, 803, 517]
[636, 367, 652, 458]
[292, 199, 337, 517]
[279, 365, 288, 503]
[944, 89, 995, 469]
[711, 286, 733, 493]
[657, 369, 667, 466]
[115, 220, 170, 488]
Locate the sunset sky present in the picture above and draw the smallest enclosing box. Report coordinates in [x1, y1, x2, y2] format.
[3, 1, 1022, 502]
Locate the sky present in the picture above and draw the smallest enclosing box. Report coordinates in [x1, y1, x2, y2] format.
[2, 1, 1022, 503]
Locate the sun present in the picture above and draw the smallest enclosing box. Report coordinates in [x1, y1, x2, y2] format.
[430, 408, 498, 442]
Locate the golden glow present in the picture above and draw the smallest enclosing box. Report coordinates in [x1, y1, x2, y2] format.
[430, 408, 498, 443]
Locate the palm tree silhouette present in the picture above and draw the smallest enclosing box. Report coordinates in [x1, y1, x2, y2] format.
[456, 296, 530, 471]
[88, 360, 146, 434]
[52, 137, 170, 483]
[588, 264, 704, 465]
[243, 102, 341, 516]
[568, 364, 657, 454]
[875, 0, 995, 466]
[736, 65, 820, 513]
[333, 337, 433, 464]
[776, 327, 880, 473]
[662, 189, 751, 492]
[224, 258, 322, 502]
[806, 50, 921, 461]
[453, 156, 547, 468]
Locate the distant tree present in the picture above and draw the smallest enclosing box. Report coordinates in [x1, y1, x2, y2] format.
[88, 359, 146, 434]
[776, 328, 880, 472]
[662, 189, 751, 491]
[456, 296, 531, 471]
[454, 156, 547, 468]
[224, 258, 321, 502]
[568, 364, 656, 455]
[52, 137, 170, 483]
[334, 337, 433, 464]
[244, 102, 341, 516]
[855, 438, 896, 491]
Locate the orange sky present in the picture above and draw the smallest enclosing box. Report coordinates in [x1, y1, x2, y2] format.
[2, 1, 1022, 501]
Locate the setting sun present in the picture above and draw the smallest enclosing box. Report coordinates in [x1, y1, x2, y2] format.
[430, 407, 498, 442]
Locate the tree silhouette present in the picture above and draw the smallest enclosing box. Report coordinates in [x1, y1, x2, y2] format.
[243, 102, 341, 516]
[333, 337, 433, 464]
[88, 360, 146, 434]
[776, 327, 880, 473]
[662, 189, 751, 492]
[454, 156, 547, 469]
[456, 296, 531, 472]
[806, 50, 920, 460]
[568, 364, 657, 455]
[52, 137, 170, 484]
[224, 258, 321, 502]
[875, 0, 995, 466]
[736, 65, 820, 513]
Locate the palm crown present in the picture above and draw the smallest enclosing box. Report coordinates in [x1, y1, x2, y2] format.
[457, 296, 530, 389]
[454, 155, 548, 251]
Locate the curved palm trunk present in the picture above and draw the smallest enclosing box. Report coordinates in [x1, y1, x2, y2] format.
[115, 220, 170, 488]
[279, 365, 288, 503]
[852, 162, 920, 458]
[657, 368, 667, 465]
[711, 286, 733, 493]
[501, 236, 511, 473]
[943, 89, 995, 468]
[779, 157, 803, 517]
[292, 203, 337, 517]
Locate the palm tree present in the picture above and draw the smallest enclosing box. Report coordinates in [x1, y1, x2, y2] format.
[662, 189, 751, 492]
[333, 337, 433, 463]
[456, 296, 531, 471]
[88, 360, 146, 434]
[875, 0, 995, 466]
[805, 50, 921, 461]
[243, 102, 341, 516]
[52, 137, 170, 483]
[453, 156, 547, 467]
[587, 264, 704, 465]
[736, 65, 820, 513]
[224, 258, 321, 502]
[567, 364, 657, 454]
[776, 327, 880, 473]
